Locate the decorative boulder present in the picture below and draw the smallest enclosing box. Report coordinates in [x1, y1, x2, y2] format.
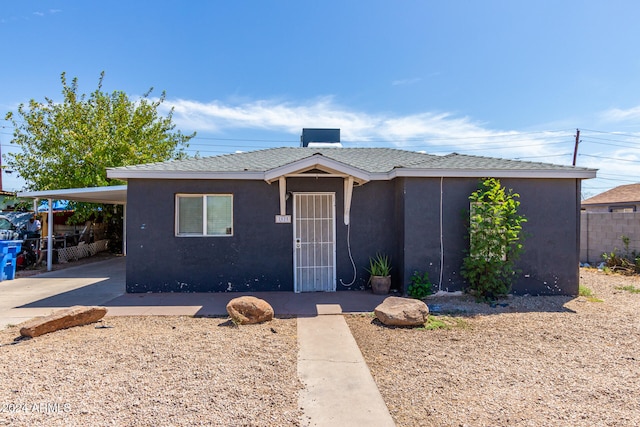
[374, 296, 429, 326]
[20, 305, 108, 337]
[226, 296, 274, 325]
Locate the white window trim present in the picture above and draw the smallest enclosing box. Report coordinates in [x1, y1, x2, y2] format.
[175, 194, 233, 237]
[609, 205, 636, 213]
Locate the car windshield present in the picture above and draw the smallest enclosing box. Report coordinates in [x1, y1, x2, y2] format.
[0, 217, 14, 230]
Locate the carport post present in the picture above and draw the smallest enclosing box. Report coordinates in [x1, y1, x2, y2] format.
[47, 198, 53, 271]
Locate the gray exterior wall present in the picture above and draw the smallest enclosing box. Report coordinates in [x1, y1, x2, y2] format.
[125, 176, 582, 295]
[396, 177, 581, 296]
[125, 177, 399, 293]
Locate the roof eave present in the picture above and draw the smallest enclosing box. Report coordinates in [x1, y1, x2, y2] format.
[382, 168, 598, 180]
[107, 164, 598, 181]
[106, 170, 266, 180]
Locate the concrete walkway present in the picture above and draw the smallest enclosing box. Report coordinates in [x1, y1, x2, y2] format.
[0, 257, 396, 425]
[298, 315, 396, 426]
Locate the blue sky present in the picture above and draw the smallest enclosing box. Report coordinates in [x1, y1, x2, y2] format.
[2, 1, 640, 197]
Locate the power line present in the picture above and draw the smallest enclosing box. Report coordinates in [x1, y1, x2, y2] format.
[581, 128, 640, 138]
[581, 139, 640, 151]
[580, 153, 640, 163]
[582, 135, 640, 144]
[599, 172, 640, 179]
[594, 177, 640, 183]
[513, 153, 572, 160]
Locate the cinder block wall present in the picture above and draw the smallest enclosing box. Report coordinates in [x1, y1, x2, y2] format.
[580, 212, 640, 263]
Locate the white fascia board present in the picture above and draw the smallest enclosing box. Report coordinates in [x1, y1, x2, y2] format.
[17, 185, 128, 204]
[106, 169, 266, 180]
[263, 154, 370, 183]
[370, 168, 597, 180]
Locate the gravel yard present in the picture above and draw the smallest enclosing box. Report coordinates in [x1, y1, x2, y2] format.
[0, 316, 302, 427]
[1, 268, 639, 426]
[346, 269, 640, 427]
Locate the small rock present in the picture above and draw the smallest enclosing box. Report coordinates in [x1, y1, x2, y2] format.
[374, 296, 429, 326]
[226, 296, 274, 325]
[20, 305, 108, 337]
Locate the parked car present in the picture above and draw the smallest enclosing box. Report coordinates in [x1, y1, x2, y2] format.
[0, 214, 20, 240]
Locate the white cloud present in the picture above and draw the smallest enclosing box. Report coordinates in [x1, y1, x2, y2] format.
[163, 96, 378, 138]
[392, 78, 422, 86]
[600, 105, 640, 125]
[159, 97, 577, 163]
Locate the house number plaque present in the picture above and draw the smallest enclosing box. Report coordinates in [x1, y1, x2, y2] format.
[275, 215, 291, 224]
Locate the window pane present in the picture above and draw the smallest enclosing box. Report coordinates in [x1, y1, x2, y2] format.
[178, 196, 203, 234]
[206, 195, 232, 235]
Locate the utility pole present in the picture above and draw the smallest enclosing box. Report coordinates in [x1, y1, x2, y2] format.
[572, 128, 580, 166]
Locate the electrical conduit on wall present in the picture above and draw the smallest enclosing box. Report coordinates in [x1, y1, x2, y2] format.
[439, 176, 444, 292]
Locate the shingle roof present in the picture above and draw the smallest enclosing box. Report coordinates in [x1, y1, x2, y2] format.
[419, 153, 590, 171]
[111, 148, 432, 173]
[582, 183, 640, 205]
[107, 147, 596, 180]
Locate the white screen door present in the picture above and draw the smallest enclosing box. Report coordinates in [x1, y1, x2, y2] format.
[293, 193, 336, 292]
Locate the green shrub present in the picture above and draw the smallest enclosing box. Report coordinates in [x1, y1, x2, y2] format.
[408, 271, 432, 299]
[579, 285, 603, 302]
[420, 315, 469, 330]
[461, 178, 526, 301]
[602, 236, 640, 275]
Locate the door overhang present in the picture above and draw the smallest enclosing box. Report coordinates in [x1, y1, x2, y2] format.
[273, 174, 358, 226]
[266, 154, 368, 226]
[264, 153, 370, 185]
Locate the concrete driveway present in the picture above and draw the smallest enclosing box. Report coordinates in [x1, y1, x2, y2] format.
[0, 256, 391, 328]
[0, 257, 126, 328]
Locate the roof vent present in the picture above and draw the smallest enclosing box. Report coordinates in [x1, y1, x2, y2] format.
[300, 128, 341, 147]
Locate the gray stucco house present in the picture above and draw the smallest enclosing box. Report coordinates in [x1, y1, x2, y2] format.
[107, 130, 596, 295]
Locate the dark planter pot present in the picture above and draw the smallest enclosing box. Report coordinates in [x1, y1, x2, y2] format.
[371, 275, 391, 295]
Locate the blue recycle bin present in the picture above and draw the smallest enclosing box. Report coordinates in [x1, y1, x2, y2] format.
[0, 240, 22, 281]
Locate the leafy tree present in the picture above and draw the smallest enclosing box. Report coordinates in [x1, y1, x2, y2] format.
[4, 71, 194, 191]
[4, 72, 195, 251]
[461, 178, 527, 300]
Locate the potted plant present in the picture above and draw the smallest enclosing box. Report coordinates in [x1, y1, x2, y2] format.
[366, 253, 392, 295]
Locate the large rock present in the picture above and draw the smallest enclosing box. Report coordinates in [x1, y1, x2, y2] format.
[374, 296, 429, 326]
[226, 296, 274, 325]
[20, 305, 108, 337]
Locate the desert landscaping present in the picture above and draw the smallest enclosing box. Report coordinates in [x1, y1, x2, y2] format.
[348, 268, 640, 426]
[1, 268, 639, 426]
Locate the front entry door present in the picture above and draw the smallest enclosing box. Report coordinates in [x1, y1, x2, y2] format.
[293, 193, 336, 292]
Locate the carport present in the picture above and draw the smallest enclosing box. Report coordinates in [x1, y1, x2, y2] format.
[16, 185, 127, 271]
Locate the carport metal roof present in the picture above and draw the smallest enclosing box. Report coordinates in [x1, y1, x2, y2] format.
[16, 185, 127, 205]
[16, 185, 128, 272]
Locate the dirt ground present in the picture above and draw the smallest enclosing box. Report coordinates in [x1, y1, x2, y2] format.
[346, 269, 640, 427]
[0, 316, 302, 427]
[1, 266, 639, 426]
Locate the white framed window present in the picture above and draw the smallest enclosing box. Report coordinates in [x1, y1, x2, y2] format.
[176, 194, 233, 236]
[609, 205, 636, 213]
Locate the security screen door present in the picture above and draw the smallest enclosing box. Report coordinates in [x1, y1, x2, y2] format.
[293, 193, 336, 292]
